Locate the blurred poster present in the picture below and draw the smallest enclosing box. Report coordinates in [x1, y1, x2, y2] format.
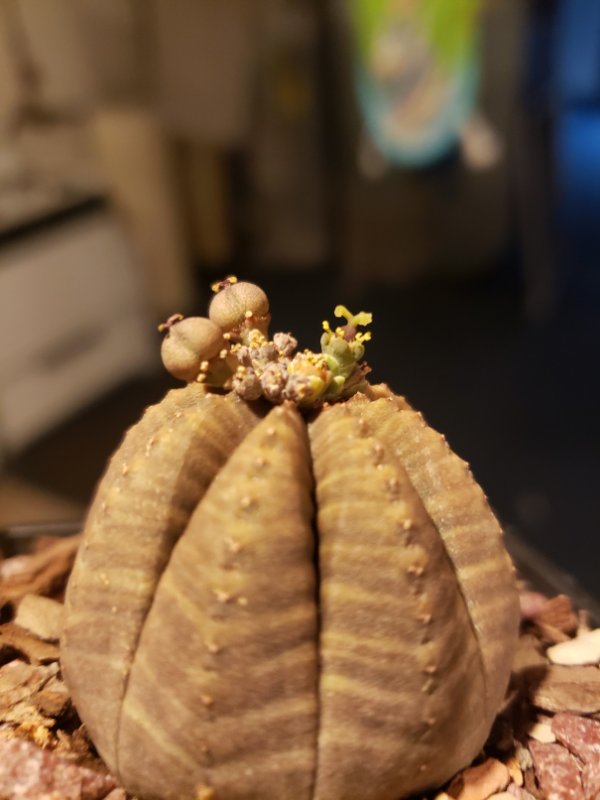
[350, 0, 481, 166]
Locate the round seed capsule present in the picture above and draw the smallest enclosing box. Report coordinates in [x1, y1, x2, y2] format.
[209, 281, 270, 335]
[160, 317, 225, 382]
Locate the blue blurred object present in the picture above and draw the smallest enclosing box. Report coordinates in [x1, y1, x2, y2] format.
[554, 0, 600, 105]
[552, 0, 600, 236]
[556, 111, 600, 230]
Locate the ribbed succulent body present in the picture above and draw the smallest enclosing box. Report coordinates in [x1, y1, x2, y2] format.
[62, 383, 519, 800]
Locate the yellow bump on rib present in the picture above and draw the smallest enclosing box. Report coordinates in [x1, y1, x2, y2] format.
[75, 565, 159, 593]
[161, 569, 316, 632]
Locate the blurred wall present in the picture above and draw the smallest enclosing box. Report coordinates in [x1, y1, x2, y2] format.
[17, 0, 97, 111]
[76, 0, 148, 103]
[0, 9, 20, 130]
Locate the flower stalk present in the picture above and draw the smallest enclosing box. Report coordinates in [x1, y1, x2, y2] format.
[159, 279, 373, 408]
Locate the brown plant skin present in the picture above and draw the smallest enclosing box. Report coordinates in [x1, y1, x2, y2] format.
[61, 385, 264, 770]
[62, 383, 519, 800]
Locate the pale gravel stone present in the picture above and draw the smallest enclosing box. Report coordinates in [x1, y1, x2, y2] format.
[506, 787, 537, 800]
[547, 629, 600, 666]
[14, 594, 64, 642]
[506, 756, 523, 787]
[448, 758, 511, 800]
[514, 743, 534, 771]
[528, 720, 557, 743]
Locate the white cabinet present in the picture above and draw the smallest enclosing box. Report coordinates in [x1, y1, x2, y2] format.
[0, 210, 157, 453]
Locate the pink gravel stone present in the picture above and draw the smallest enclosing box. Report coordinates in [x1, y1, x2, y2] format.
[0, 737, 118, 800]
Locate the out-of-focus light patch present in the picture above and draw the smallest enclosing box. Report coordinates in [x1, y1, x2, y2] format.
[459, 111, 504, 171]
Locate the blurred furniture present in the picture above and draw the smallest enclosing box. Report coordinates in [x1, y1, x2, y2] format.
[0, 198, 156, 454]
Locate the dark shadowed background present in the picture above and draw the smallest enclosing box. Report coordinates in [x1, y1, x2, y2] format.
[0, 0, 598, 599]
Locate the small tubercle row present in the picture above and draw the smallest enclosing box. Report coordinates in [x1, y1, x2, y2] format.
[159, 277, 373, 409]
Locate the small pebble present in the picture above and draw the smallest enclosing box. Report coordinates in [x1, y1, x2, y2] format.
[533, 594, 578, 635]
[506, 756, 523, 787]
[527, 720, 556, 743]
[519, 591, 549, 621]
[447, 758, 510, 800]
[505, 784, 533, 800]
[529, 740, 584, 800]
[547, 629, 600, 666]
[14, 595, 64, 643]
[0, 738, 118, 799]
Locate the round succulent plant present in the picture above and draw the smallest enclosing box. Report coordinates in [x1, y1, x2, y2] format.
[62, 279, 519, 800]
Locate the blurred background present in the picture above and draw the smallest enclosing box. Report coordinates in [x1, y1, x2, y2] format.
[0, 0, 598, 599]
